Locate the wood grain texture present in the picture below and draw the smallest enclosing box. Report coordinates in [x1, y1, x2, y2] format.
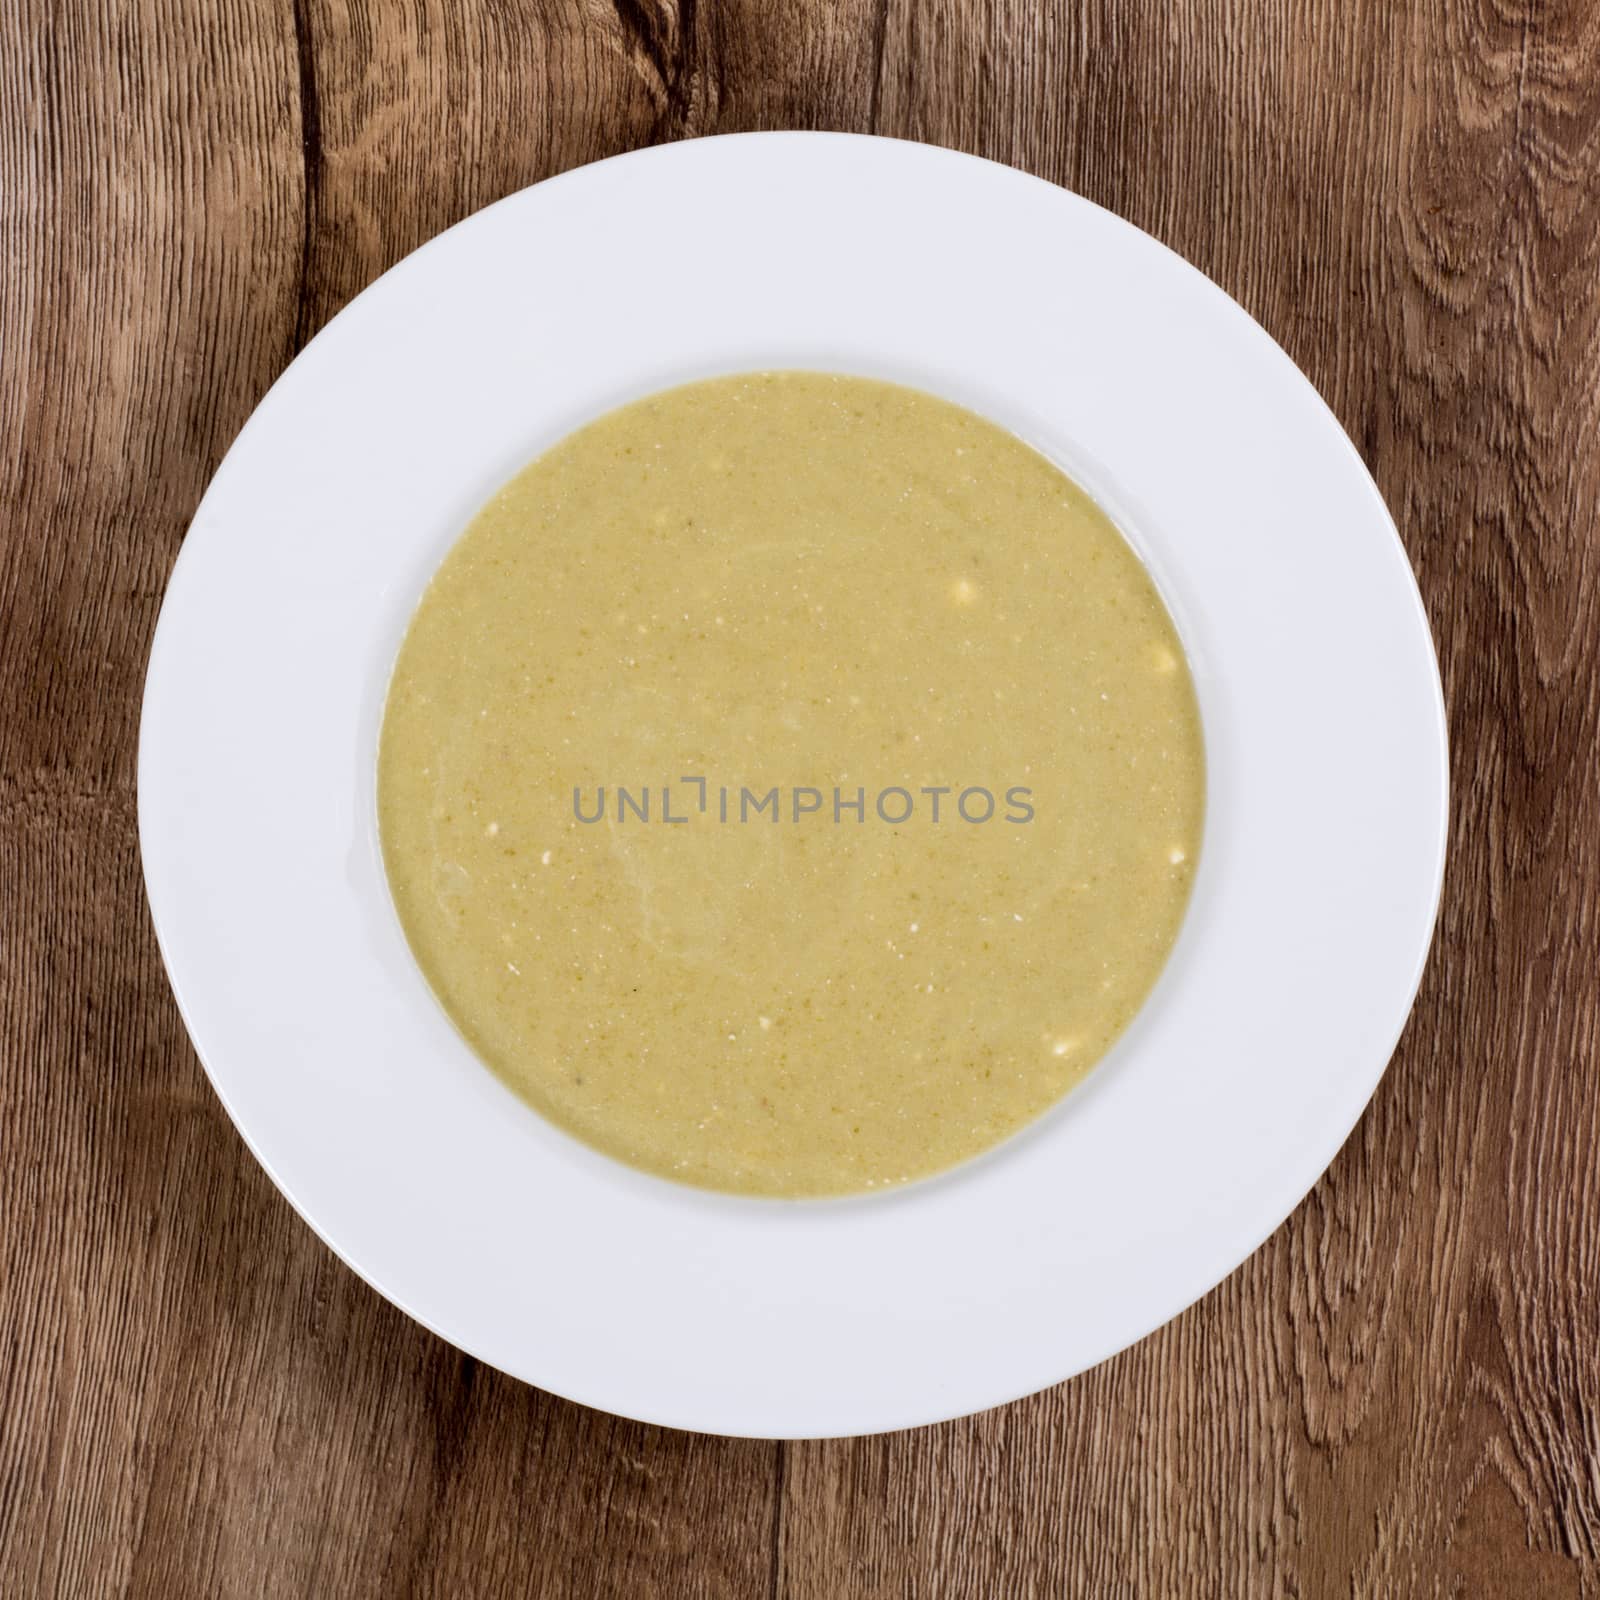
[2, 0, 1597, 1593]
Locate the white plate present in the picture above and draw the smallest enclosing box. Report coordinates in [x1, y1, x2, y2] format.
[139, 132, 1447, 1438]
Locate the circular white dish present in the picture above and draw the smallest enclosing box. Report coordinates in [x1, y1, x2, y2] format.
[139, 132, 1448, 1438]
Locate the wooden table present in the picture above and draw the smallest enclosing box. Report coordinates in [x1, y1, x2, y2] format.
[4, 1, 1598, 1593]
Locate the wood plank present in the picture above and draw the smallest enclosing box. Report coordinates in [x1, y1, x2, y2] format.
[1, 1, 780, 1594]
[783, 0, 1600, 1592]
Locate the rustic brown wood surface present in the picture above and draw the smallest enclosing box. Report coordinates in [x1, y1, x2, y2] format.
[3, 0, 1598, 1593]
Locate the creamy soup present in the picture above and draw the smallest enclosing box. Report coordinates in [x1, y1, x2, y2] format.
[378, 373, 1204, 1196]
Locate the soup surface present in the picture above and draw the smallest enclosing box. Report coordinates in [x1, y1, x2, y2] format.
[379, 372, 1204, 1196]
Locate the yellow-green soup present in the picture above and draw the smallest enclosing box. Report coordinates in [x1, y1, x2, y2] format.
[379, 373, 1204, 1196]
